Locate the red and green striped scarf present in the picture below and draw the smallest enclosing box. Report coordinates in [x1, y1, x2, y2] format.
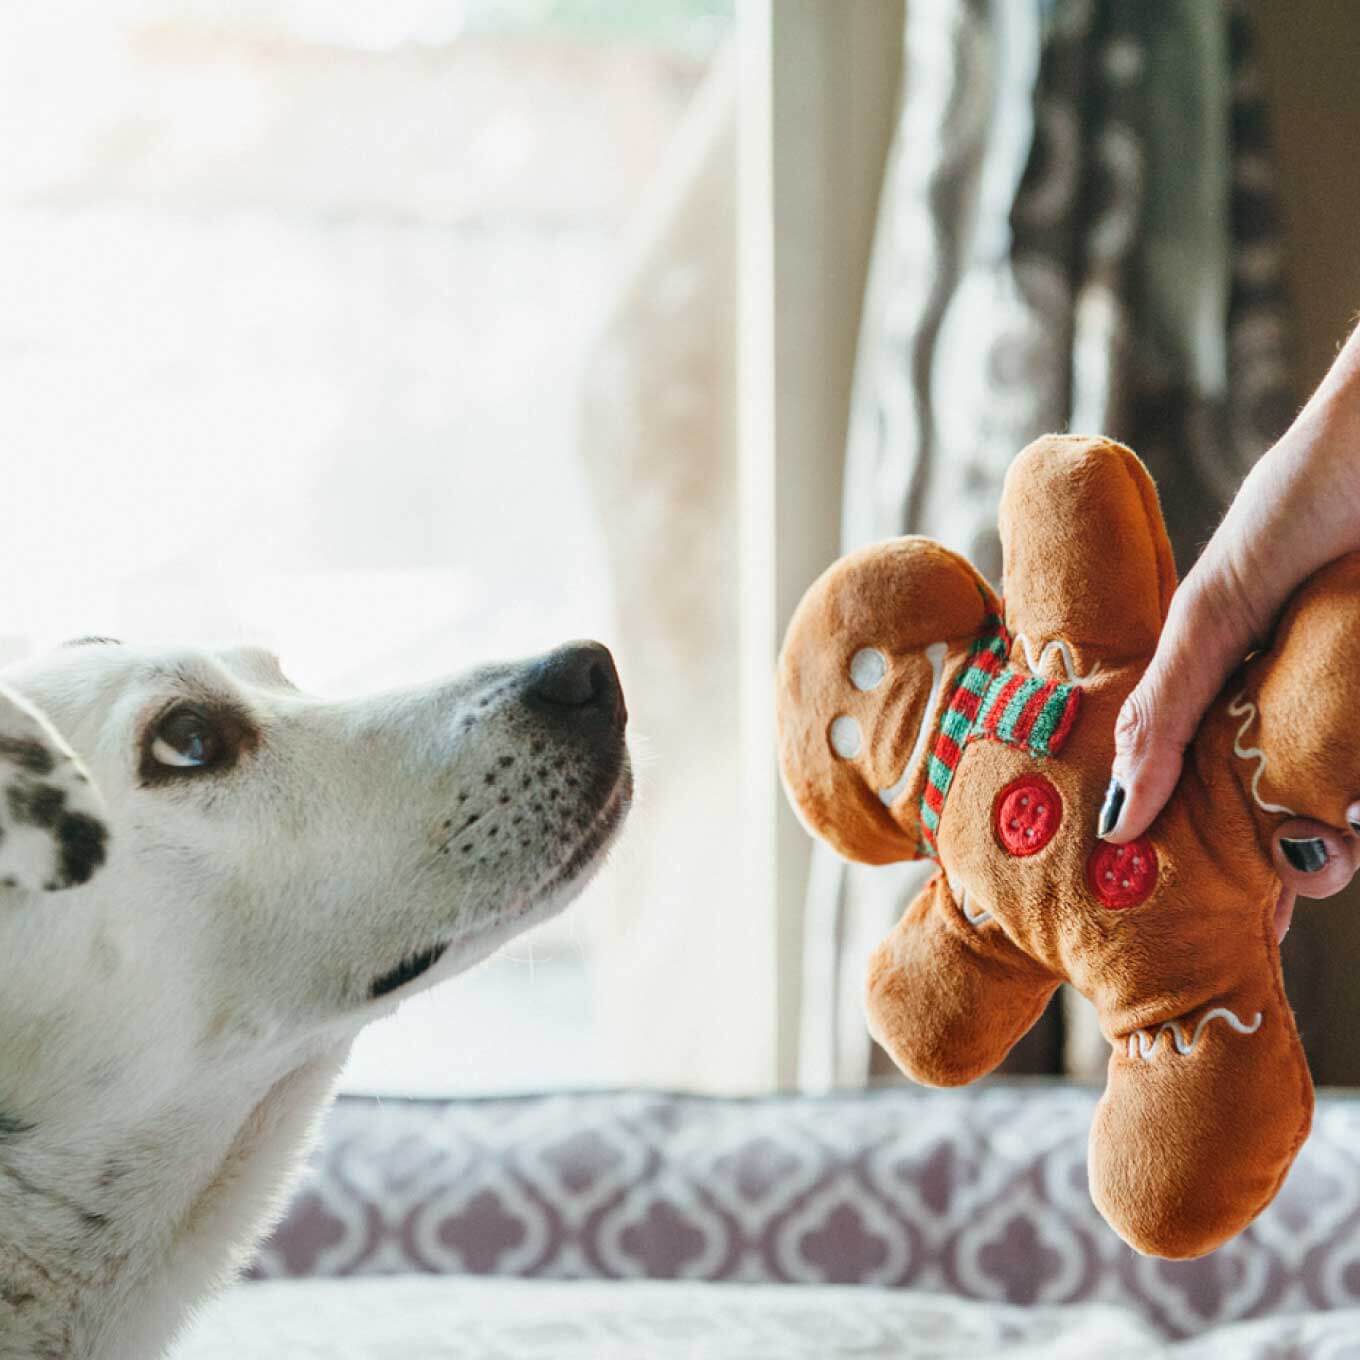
[919, 616, 1081, 856]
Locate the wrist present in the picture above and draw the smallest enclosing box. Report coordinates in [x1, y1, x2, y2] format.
[1214, 421, 1360, 622]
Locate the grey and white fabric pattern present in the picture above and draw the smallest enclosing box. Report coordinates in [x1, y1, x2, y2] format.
[802, 0, 1296, 1087]
[255, 1088, 1360, 1343]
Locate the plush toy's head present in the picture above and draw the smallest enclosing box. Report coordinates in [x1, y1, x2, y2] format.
[778, 434, 1358, 1259]
[775, 540, 997, 864]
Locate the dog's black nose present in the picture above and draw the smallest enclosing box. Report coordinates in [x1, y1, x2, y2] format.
[525, 642, 626, 728]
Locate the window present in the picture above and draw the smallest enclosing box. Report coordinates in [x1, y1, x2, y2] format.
[1, 0, 734, 1095]
[2, 0, 900, 1098]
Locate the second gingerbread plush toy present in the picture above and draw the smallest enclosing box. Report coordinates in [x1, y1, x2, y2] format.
[776, 434, 1353, 1259]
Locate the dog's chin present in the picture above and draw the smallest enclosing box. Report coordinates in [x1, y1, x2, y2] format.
[365, 759, 633, 1006]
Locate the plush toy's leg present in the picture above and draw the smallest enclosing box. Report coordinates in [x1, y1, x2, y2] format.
[865, 872, 1057, 1087]
[1089, 978, 1312, 1259]
[999, 435, 1177, 670]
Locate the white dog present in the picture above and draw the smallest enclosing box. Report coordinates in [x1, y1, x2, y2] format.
[0, 636, 631, 1358]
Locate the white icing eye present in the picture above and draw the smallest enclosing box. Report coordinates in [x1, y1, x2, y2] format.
[829, 715, 863, 759]
[849, 648, 887, 691]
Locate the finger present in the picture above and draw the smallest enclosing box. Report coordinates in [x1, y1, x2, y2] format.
[1101, 572, 1257, 843]
[1273, 885, 1296, 942]
[1271, 815, 1360, 901]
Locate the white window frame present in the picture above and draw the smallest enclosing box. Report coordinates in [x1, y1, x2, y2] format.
[738, 0, 904, 1087]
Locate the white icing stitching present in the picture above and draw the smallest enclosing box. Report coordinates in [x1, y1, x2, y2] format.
[1227, 692, 1295, 815]
[1126, 1006, 1263, 1060]
[878, 641, 947, 806]
[959, 889, 992, 927]
[1014, 633, 1096, 683]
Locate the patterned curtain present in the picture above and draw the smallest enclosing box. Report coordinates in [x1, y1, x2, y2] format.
[800, 0, 1294, 1088]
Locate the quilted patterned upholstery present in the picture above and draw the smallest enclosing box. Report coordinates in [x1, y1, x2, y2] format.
[254, 1085, 1360, 1340]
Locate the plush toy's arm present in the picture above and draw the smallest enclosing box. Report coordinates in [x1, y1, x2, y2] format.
[999, 435, 1176, 670]
[1089, 973, 1311, 1259]
[866, 873, 1057, 1086]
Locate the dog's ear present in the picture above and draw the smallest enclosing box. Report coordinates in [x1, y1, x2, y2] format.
[0, 684, 109, 893]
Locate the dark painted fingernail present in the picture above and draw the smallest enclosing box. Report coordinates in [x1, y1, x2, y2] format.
[1281, 837, 1329, 874]
[1349, 819, 1360, 837]
[1097, 779, 1125, 838]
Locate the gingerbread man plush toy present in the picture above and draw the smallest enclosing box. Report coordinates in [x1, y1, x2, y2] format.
[777, 434, 1359, 1259]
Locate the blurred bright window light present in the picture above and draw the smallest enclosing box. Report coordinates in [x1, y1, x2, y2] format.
[0, 0, 732, 1090]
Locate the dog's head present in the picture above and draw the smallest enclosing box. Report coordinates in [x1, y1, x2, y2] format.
[0, 637, 630, 1085]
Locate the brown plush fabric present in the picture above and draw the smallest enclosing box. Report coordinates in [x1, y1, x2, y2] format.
[777, 434, 1331, 1259]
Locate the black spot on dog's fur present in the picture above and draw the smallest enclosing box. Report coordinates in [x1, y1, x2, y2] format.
[3, 777, 109, 885]
[0, 1111, 34, 1140]
[0, 738, 54, 775]
[8, 782, 65, 828]
[58, 813, 108, 886]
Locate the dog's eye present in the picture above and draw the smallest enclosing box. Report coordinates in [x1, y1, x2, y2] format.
[150, 708, 223, 771]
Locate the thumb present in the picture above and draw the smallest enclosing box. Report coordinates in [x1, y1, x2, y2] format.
[1099, 559, 1261, 843]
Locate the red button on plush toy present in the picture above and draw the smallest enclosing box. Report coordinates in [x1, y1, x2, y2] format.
[995, 775, 1060, 856]
[1087, 839, 1158, 909]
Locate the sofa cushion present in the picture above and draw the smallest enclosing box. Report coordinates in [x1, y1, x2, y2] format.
[254, 1085, 1360, 1339]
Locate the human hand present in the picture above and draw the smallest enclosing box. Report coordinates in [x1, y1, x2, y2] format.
[1098, 325, 1360, 937]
